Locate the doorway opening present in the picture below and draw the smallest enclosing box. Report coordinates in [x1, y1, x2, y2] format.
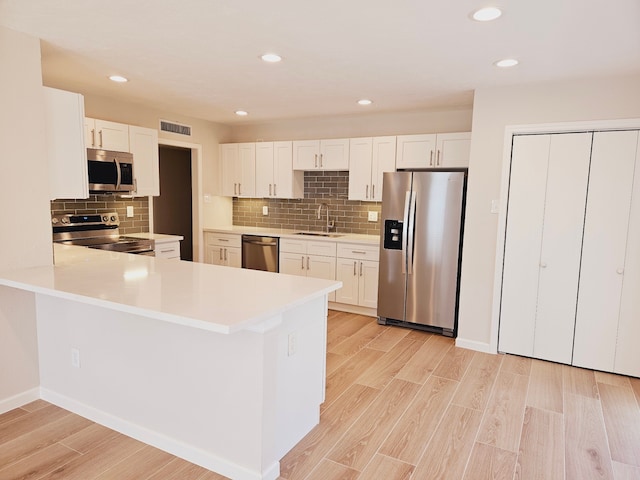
[154, 145, 193, 261]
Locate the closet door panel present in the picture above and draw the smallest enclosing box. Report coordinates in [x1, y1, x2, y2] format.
[499, 135, 550, 357]
[534, 133, 592, 364]
[573, 130, 638, 372]
[614, 131, 640, 377]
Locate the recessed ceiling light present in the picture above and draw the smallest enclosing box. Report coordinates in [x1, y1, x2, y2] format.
[495, 58, 519, 68]
[235, 110, 248, 116]
[472, 6, 502, 22]
[357, 99, 373, 106]
[261, 53, 282, 63]
[109, 75, 128, 83]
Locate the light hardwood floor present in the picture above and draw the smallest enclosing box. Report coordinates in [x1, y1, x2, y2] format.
[1, 310, 639, 480]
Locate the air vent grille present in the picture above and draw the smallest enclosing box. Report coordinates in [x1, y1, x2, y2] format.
[160, 120, 192, 136]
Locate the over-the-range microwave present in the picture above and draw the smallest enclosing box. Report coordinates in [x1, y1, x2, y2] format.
[87, 148, 135, 194]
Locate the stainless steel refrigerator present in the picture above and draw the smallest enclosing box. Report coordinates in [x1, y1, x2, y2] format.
[377, 170, 466, 337]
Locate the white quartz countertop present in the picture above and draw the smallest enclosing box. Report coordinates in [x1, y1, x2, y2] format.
[127, 232, 184, 243]
[0, 245, 341, 334]
[204, 226, 380, 245]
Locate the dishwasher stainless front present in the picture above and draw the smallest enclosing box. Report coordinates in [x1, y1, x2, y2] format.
[241, 235, 279, 272]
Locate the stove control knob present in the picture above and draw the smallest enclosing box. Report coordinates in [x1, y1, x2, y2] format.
[102, 215, 109, 222]
[51, 218, 59, 224]
[110, 215, 116, 222]
[61, 217, 69, 224]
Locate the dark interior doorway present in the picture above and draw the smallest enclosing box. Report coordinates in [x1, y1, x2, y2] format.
[154, 146, 193, 261]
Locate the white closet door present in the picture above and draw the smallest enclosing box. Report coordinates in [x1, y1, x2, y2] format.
[534, 133, 591, 363]
[573, 130, 638, 372]
[499, 135, 550, 357]
[614, 131, 640, 377]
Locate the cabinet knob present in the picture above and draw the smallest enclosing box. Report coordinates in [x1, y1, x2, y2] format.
[617, 268, 624, 275]
[540, 262, 547, 268]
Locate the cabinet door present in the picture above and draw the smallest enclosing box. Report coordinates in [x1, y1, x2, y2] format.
[155, 241, 181, 260]
[220, 143, 239, 196]
[226, 247, 242, 268]
[308, 254, 336, 301]
[348, 137, 373, 201]
[371, 136, 396, 201]
[274, 141, 302, 198]
[335, 258, 359, 305]
[280, 252, 307, 276]
[94, 119, 129, 151]
[320, 138, 349, 170]
[358, 260, 379, 309]
[574, 130, 638, 372]
[615, 131, 640, 377]
[206, 245, 225, 266]
[436, 132, 470, 168]
[44, 87, 88, 200]
[238, 143, 256, 197]
[396, 134, 437, 169]
[293, 140, 320, 170]
[129, 126, 159, 196]
[255, 142, 274, 198]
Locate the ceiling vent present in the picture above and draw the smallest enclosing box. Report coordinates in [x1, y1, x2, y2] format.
[160, 119, 192, 136]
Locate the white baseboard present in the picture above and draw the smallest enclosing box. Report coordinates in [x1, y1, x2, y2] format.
[40, 389, 279, 480]
[328, 302, 377, 317]
[0, 388, 40, 414]
[455, 337, 496, 354]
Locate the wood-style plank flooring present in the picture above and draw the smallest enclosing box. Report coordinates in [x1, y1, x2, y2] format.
[1, 310, 639, 479]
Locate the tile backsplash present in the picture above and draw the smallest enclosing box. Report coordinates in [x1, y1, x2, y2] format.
[50, 195, 150, 234]
[233, 171, 382, 236]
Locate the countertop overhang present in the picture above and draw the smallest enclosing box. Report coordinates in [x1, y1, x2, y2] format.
[0, 244, 341, 334]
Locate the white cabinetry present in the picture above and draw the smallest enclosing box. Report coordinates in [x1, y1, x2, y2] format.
[280, 239, 336, 301]
[348, 136, 396, 201]
[220, 143, 256, 197]
[154, 240, 181, 260]
[84, 117, 130, 152]
[43, 87, 88, 200]
[335, 243, 379, 309]
[129, 125, 159, 196]
[499, 129, 640, 377]
[204, 232, 241, 267]
[396, 132, 470, 169]
[293, 138, 349, 170]
[255, 141, 304, 198]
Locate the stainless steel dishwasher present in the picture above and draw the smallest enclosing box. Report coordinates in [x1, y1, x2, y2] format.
[241, 235, 279, 272]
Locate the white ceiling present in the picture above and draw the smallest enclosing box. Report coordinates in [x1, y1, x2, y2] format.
[1, 0, 639, 125]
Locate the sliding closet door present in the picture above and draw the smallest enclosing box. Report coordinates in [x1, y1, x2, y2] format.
[499, 133, 591, 363]
[573, 130, 638, 372]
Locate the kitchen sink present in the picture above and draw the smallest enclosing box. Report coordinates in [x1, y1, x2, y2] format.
[294, 232, 345, 238]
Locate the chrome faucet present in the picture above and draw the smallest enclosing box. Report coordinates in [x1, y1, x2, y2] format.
[317, 203, 334, 233]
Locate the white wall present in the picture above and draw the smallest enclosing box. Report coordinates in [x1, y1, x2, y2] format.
[229, 107, 473, 142]
[0, 26, 50, 410]
[457, 74, 640, 351]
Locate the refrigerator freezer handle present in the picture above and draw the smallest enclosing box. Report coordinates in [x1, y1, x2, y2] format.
[401, 191, 411, 274]
[406, 191, 417, 275]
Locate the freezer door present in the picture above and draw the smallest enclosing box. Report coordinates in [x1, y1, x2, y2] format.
[406, 172, 465, 332]
[377, 172, 412, 321]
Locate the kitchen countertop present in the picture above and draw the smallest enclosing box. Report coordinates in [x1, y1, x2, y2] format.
[204, 225, 380, 245]
[0, 244, 340, 334]
[127, 232, 184, 243]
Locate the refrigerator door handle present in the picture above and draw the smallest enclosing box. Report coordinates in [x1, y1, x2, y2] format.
[406, 191, 417, 275]
[401, 190, 412, 274]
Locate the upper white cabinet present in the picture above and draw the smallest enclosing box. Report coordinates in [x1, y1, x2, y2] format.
[220, 143, 256, 197]
[293, 138, 349, 170]
[255, 141, 304, 199]
[499, 129, 640, 378]
[85, 117, 130, 152]
[129, 125, 159, 197]
[44, 87, 89, 200]
[348, 136, 396, 201]
[396, 132, 470, 169]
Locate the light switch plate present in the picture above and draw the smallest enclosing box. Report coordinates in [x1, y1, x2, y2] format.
[368, 211, 378, 222]
[126, 206, 134, 217]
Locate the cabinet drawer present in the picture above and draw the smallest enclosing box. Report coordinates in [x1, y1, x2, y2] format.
[337, 243, 379, 261]
[155, 241, 181, 259]
[280, 238, 307, 254]
[205, 232, 241, 248]
[308, 241, 336, 257]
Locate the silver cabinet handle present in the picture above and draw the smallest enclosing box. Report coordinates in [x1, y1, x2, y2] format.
[219, 248, 223, 260]
[91, 128, 96, 147]
[429, 150, 434, 166]
[366, 185, 369, 199]
[353, 261, 357, 276]
[224, 248, 228, 261]
[99, 130, 103, 148]
[351, 250, 366, 254]
[269, 184, 272, 196]
[238, 183, 241, 195]
[359, 261, 363, 277]
[274, 184, 277, 196]
[436, 149, 441, 166]
[217, 238, 229, 242]
[301, 256, 305, 270]
[320, 153, 323, 168]
[233, 183, 237, 195]
[306, 256, 310, 270]
[314, 154, 318, 168]
[372, 185, 375, 199]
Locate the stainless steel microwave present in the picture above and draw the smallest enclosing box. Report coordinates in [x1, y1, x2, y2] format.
[87, 148, 135, 194]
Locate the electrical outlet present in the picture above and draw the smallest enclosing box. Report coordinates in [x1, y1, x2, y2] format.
[71, 348, 81, 368]
[287, 332, 297, 356]
[262, 206, 269, 216]
[368, 211, 378, 222]
[126, 205, 134, 218]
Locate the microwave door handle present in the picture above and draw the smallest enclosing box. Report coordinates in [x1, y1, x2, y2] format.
[114, 157, 121, 191]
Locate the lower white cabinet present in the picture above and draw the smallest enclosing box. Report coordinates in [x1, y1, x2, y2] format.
[154, 240, 181, 260]
[204, 232, 241, 268]
[279, 239, 336, 301]
[335, 244, 379, 308]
